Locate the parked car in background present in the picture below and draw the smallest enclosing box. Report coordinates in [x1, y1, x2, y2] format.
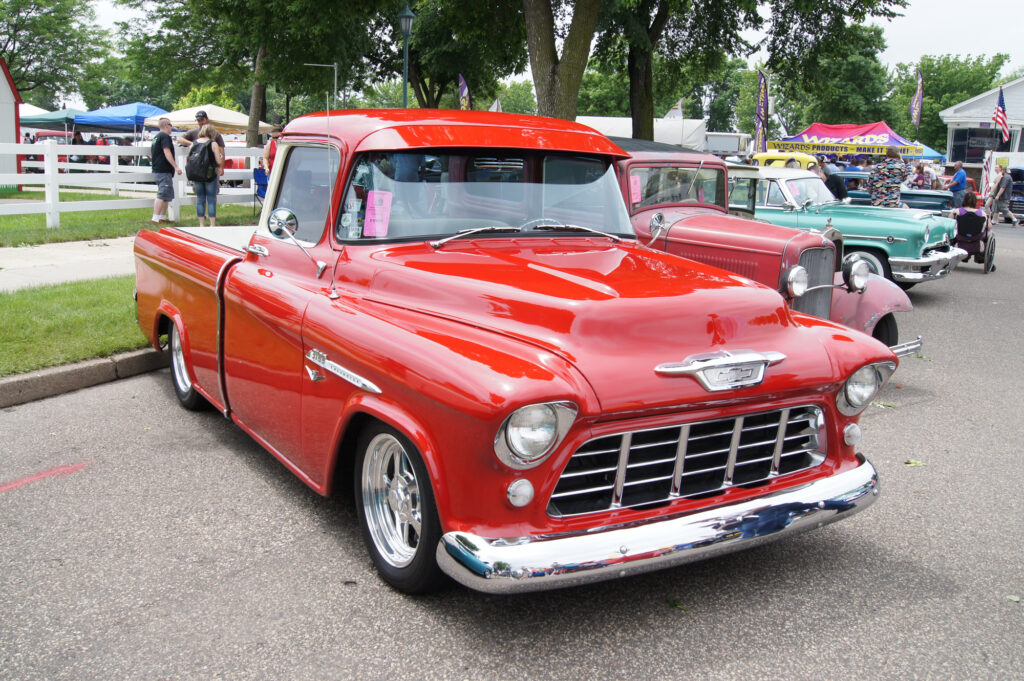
[612, 138, 917, 353]
[730, 165, 965, 289]
[1008, 167, 1024, 218]
[23, 130, 71, 172]
[833, 170, 953, 211]
[753, 151, 818, 169]
[134, 110, 895, 594]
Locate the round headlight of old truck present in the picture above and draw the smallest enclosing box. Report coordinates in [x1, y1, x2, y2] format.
[494, 402, 577, 469]
[785, 266, 809, 298]
[843, 258, 870, 292]
[837, 362, 895, 416]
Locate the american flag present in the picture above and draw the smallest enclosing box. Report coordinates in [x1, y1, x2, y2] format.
[993, 86, 1010, 143]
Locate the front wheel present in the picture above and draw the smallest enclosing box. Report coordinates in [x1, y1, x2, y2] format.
[355, 424, 445, 593]
[871, 313, 899, 348]
[844, 248, 892, 281]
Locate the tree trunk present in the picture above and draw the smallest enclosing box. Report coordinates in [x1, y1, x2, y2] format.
[523, 0, 601, 120]
[628, 46, 655, 140]
[247, 44, 267, 147]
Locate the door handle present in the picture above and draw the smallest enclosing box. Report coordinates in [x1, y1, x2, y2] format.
[246, 244, 269, 256]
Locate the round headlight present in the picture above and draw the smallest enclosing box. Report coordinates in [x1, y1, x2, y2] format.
[786, 266, 809, 298]
[845, 258, 870, 292]
[506, 404, 558, 462]
[845, 365, 879, 409]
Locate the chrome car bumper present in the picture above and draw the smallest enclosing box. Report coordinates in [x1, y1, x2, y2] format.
[436, 459, 879, 594]
[889, 246, 967, 283]
[890, 335, 923, 358]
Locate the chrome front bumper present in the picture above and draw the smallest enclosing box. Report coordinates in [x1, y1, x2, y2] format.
[889, 245, 967, 283]
[890, 335, 923, 358]
[437, 459, 879, 594]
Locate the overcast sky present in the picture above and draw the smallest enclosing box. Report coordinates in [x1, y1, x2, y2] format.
[92, 0, 1022, 78]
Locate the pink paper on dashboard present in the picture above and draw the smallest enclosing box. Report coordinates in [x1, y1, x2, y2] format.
[629, 175, 642, 204]
[364, 190, 393, 236]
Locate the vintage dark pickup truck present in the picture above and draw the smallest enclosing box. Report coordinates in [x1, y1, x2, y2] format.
[135, 110, 894, 594]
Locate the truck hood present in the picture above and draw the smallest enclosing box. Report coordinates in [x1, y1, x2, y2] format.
[354, 238, 840, 414]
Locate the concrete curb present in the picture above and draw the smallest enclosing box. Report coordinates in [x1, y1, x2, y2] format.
[0, 348, 169, 409]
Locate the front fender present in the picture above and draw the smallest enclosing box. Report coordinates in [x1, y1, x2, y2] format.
[830, 272, 912, 336]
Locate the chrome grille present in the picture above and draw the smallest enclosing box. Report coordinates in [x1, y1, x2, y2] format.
[791, 247, 834, 320]
[549, 406, 826, 517]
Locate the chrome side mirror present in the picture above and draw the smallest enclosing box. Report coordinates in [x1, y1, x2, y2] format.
[266, 207, 327, 279]
[783, 202, 797, 212]
[647, 212, 666, 246]
[268, 208, 298, 238]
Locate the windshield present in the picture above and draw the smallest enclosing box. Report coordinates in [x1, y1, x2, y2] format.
[336, 150, 634, 241]
[785, 177, 838, 205]
[627, 165, 725, 210]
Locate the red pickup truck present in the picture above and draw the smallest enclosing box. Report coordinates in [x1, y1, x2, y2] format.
[135, 110, 894, 594]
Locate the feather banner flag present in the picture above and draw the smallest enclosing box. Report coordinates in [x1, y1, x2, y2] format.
[754, 71, 769, 154]
[458, 74, 471, 110]
[910, 70, 923, 131]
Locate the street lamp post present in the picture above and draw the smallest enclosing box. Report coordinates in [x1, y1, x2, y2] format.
[398, 3, 415, 108]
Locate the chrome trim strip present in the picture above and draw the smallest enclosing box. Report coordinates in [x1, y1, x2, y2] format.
[844, 234, 908, 243]
[655, 350, 786, 392]
[890, 335, 923, 358]
[612, 432, 632, 508]
[771, 408, 790, 475]
[216, 255, 245, 417]
[669, 424, 689, 497]
[305, 348, 382, 394]
[724, 416, 744, 484]
[437, 459, 879, 594]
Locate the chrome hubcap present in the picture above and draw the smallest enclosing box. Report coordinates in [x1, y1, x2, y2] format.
[170, 325, 191, 394]
[362, 433, 422, 567]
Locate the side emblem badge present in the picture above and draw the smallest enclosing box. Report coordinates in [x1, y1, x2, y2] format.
[655, 350, 786, 392]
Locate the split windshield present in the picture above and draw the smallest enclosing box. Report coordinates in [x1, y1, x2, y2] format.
[336, 150, 634, 241]
[627, 166, 726, 210]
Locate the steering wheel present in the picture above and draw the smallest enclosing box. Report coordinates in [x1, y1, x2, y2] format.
[517, 217, 562, 230]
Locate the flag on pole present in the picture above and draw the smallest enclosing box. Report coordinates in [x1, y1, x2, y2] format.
[910, 70, 923, 131]
[993, 85, 1010, 143]
[981, 149, 994, 199]
[458, 74, 471, 110]
[664, 98, 684, 119]
[754, 71, 769, 154]
[488, 99, 502, 112]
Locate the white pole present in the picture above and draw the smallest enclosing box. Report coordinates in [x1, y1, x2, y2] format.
[44, 140, 59, 228]
[109, 148, 119, 197]
[169, 146, 184, 222]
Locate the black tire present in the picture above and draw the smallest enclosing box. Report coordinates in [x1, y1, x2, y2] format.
[169, 323, 208, 410]
[354, 423, 445, 593]
[871, 313, 898, 348]
[984, 236, 996, 274]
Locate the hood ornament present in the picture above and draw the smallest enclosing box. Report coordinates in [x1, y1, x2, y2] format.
[656, 350, 786, 392]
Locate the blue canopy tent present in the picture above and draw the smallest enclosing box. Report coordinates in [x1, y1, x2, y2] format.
[73, 102, 168, 134]
[904, 141, 945, 162]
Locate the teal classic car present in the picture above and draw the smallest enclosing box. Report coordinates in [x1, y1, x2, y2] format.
[729, 166, 966, 288]
[833, 170, 954, 212]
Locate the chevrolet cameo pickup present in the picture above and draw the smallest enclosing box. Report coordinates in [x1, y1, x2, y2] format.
[611, 138, 918, 355]
[135, 110, 894, 594]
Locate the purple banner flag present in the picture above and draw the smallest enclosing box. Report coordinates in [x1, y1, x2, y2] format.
[754, 71, 768, 153]
[910, 70, 923, 131]
[458, 74, 471, 110]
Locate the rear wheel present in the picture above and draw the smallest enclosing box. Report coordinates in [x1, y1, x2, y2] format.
[984, 236, 996, 273]
[871, 313, 898, 348]
[169, 323, 207, 410]
[355, 423, 445, 593]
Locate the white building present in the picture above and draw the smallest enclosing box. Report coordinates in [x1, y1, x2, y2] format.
[939, 76, 1024, 164]
[0, 58, 21, 182]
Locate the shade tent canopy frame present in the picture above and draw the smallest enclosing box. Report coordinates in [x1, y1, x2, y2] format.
[72, 102, 169, 133]
[770, 121, 924, 156]
[145, 104, 272, 135]
[19, 108, 85, 132]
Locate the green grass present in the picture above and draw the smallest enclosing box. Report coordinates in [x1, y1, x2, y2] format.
[0, 197, 259, 247]
[0, 275, 149, 377]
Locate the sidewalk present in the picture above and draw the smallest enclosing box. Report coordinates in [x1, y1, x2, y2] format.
[0, 236, 166, 408]
[0, 236, 136, 292]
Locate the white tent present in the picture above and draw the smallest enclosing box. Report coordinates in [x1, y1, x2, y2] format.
[576, 115, 707, 150]
[19, 102, 47, 117]
[144, 104, 272, 135]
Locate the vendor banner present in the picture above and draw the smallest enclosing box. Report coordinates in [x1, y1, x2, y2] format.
[754, 71, 768, 153]
[910, 70, 923, 131]
[769, 140, 924, 155]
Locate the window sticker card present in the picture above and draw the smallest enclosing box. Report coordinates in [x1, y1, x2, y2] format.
[630, 175, 643, 204]
[363, 190, 392, 237]
[345, 197, 362, 213]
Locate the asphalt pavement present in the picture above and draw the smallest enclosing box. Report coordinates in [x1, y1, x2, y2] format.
[0, 226, 1022, 679]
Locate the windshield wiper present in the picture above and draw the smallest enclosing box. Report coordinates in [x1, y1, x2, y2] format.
[429, 226, 522, 249]
[531, 223, 621, 242]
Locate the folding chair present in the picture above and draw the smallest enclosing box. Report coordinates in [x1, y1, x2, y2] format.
[253, 167, 269, 215]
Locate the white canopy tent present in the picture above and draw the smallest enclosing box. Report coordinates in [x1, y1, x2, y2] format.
[144, 104, 272, 135]
[19, 102, 48, 117]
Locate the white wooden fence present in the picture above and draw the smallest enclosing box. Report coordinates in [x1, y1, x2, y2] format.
[0, 140, 264, 227]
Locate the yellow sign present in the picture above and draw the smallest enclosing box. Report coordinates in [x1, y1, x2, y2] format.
[769, 140, 925, 156]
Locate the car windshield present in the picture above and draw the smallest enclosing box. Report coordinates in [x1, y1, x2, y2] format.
[336, 150, 634, 241]
[785, 177, 838, 205]
[627, 166, 726, 210]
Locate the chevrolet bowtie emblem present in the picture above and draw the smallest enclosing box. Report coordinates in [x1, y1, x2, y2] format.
[655, 350, 786, 392]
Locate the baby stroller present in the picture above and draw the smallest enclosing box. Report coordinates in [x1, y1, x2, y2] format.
[953, 210, 996, 273]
